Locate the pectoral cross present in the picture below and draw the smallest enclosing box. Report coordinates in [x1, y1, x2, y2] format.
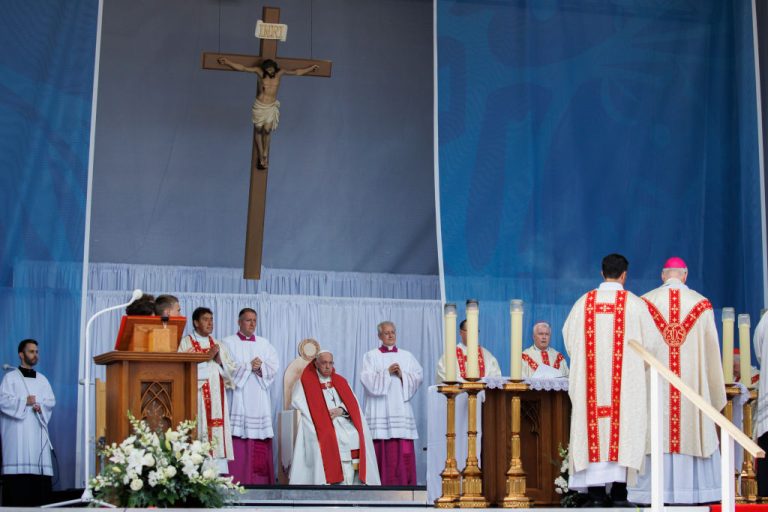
[202, 6, 332, 279]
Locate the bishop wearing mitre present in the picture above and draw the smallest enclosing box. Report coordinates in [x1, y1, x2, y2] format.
[289, 350, 380, 485]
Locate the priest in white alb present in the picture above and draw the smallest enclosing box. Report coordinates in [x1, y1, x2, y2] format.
[178, 306, 241, 473]
[0, 339, 55, 506]
[289, 350, 380, 485]
[627, 256, 726, 504]
[222, 307, 280, 484]
[754, 310, 768, 495]
[521, 321, 569, 378]
[563, 253, 657, 507]
[436, 319, 501, 382]
[360, 321, 423, 485]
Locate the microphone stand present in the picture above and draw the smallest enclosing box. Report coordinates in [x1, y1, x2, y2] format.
[43, 290, 142, 508]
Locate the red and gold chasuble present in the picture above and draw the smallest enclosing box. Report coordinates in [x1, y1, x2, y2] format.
[456, 346, 486, 378]
[522, 350, 565, 371]
[584, 290, 627, 462]
[643, 290, 712, 453]
[189, 336, 228, 457]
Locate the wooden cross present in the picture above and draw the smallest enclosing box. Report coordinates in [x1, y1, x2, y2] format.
[202, 6, 332, 279]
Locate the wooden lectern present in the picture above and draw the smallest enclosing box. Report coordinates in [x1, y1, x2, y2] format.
[94, 316, 209, 445]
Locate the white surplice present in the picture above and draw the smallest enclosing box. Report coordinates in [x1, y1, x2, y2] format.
[360, 347, 423, 440]
[288, 372, 381, 485]
[0, 369, 55, 475]
[563, 282, 657, 489]
[179, 332, 241, 471]
[521, 345, 569, 379]
[436, 343, 501, 383]
[221, 333, 279, 440]
[627, 278, 726, 504]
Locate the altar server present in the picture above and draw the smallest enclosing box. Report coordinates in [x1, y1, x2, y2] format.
[222, 307, 279, 484]
[0, 339, 55, 506]
[436, 319, 501, 382]
[360, 321, 423, 485]
[563, 253, 657, 507]
[521, 321, 569, 378]
[627, 256, 726, 504]
[289, 350, 380, 485]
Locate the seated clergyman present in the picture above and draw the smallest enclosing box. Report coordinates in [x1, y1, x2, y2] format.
[521, 321, 569, 378]
[289, 350, 380, 485]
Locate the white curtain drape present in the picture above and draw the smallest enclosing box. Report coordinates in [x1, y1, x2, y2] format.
[14, 261, 440, 300]
[78, 290, 442, 486]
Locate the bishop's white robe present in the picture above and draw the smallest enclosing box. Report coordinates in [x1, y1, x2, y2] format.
[221, 333, 279, 440]
[361, 347, 422, 440]
[627, 279, 726, 504]
[289, 372, 380, 485]
[436, 343, 501, 383]
[521, 345, 569, 379]
[563, 282, 656, 489]
[0, 369, 55, 475]
[754, 314, 768, 439]
[179, 332, 241, 472]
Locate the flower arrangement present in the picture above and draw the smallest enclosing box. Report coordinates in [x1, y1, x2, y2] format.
[91, 413, 243, 507]
[554, 443, 582, 507]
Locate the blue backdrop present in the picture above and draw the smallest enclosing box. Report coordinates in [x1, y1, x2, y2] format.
[0, 0, 98, 489]
[437, 0, 764, 373]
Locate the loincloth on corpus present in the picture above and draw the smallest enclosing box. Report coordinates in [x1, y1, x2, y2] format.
[251, 99, 280, 132]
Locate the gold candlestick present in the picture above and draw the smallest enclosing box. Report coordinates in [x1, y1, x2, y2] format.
[738, 389, 759, 503]
[502, 380, 532, 508]
[436, 383, 463, 509]
[459, 379, 489, 508]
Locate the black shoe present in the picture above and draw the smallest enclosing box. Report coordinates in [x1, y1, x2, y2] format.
[580, 498, 611, 507]
[611, 499, 635, 508]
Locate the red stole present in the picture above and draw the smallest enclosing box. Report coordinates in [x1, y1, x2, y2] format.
[456, 345, 486, 378]
[300, 363, 368, 484]
[188, 336, 227, 456]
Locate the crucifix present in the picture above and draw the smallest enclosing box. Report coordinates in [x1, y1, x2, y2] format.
[202, 6, 332, 279]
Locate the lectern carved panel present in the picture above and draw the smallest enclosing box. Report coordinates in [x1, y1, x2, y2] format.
[140, 381, 173, 432]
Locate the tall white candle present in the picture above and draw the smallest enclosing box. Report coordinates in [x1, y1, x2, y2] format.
[722, 308, 735, 383]
[510, 299, 523, 380]
[466, 300, 479, 379]
[443, 303, 457, 382]
[738, 314, 751, 387]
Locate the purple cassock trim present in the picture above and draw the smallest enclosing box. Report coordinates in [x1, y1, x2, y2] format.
[378, 345, 398, 353]
[237, 332, 256, 341]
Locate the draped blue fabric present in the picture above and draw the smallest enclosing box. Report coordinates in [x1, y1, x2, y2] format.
[0, 1, 98, 490]
[437, 0, 764, 372]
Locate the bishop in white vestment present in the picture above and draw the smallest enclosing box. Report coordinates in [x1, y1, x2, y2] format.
[0, 339, 55, 506]
[361, 321, 423, 485]
[222, 307, 280, 484]
[752, 311, 768, 495]
[289, 351, 380, 485]
[521, 321, 569, 378]
[563, 254, 656, 506]
[178, 307, 241, 473]
[436, 319, 501, 382]
[627, 257, 726, 504]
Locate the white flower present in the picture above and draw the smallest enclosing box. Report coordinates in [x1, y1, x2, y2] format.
[190, 453, 204, 465]
[130, 478, 144, 491]
[555, 488, 563, 494]
[202, 468, 216, 479]
[147, 471, 159, 487]
[164, 465, 177, 478]
[142, 453, 155, 467]
[166, 430, 180, 442]
[182, 463, 199, 479]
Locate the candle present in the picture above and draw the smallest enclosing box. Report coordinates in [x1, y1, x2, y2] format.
[443, 303, 457, 382]
[510, 299, 523, 380]
[722, 308, 735, 383]
[738, 314, 751, 387]
[466, 300, 479, 379]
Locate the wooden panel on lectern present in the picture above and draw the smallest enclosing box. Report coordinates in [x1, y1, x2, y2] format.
[482, 387, 571, 506]
[94, 351, 209, 446]
[114, 316, 187, 352]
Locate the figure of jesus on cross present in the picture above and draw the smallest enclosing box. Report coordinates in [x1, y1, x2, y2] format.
[217, 57, 319, 169]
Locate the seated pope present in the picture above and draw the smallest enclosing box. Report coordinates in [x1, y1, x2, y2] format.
[289, 350, 381, 485]
[521, 321, 569, 379]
